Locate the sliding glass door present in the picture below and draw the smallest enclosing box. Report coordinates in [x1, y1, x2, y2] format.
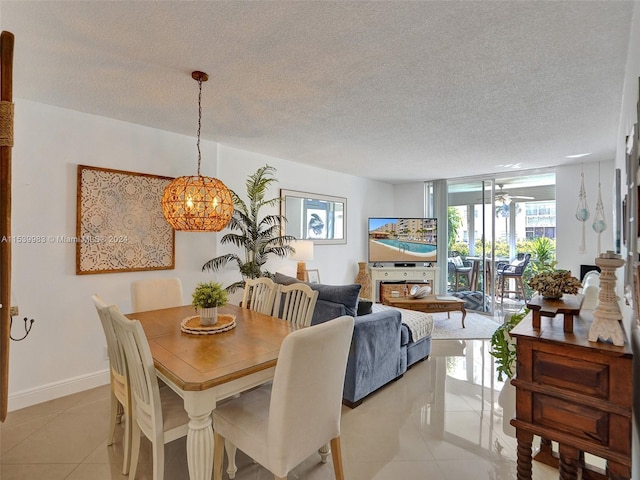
[446, 171, 556, 314]
[447, 179, 495, 313]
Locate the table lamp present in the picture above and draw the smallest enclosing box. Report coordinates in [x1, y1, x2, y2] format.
[290, 240, 314, 281]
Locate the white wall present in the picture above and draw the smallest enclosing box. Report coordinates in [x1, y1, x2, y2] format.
[393, 182, 426, 217]
[7, 100, 394, 410]
[555, 160, 615, 277]
[615, 4, 640, 479]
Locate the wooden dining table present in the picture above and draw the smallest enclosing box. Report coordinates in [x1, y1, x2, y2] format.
[125, 303, 297, 480]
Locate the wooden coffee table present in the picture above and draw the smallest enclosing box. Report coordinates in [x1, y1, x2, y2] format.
[382, 294, 467, 328]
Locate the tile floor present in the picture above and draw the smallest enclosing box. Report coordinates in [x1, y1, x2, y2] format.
[1, 338, 560, 480]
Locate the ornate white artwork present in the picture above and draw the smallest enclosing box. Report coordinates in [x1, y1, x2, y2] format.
[76, 165, 175, 274]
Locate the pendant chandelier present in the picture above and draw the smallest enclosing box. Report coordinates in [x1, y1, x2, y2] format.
[161, 71, 234, 232]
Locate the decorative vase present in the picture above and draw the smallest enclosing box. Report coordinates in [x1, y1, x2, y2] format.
[498, 380, 516, 438]
[355, 262, 372, 300]
[198, 307, 218, 326]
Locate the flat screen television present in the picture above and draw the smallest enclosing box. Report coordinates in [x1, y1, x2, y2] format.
[368, 217, 437, 265]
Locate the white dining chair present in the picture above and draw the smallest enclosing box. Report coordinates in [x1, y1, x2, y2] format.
[130, 277, 183, 312]
[108, 305, 190, 480]
[91, 294, 132, 475]
[242, 277, 278, 315]
[212, 315, 355, 480]
[272, 283, 319, 327]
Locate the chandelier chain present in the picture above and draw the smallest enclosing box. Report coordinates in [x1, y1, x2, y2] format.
[196, 76, 203, 176]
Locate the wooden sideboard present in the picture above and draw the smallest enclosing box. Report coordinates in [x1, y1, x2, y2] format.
[369, 266, 439, 301]
[510, 312, 632, 480]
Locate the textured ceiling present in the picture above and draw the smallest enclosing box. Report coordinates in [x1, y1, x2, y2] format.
[0, 1, 635, 183]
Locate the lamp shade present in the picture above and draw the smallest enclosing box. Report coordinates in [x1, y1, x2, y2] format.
[161, 175, 234, 232]
[290, 240, 314, 261]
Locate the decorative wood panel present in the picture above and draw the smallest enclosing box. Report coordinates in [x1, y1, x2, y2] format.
[0, 30, 14, 422]
[76, 165, 175, 274]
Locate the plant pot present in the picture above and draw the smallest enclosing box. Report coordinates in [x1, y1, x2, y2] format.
[498, 380, 516, 437]
[540, 292, 563, 300]
[198, 307, 218, 326]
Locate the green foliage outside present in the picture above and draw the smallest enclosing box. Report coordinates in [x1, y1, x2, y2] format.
[202, 165, 296, 293]
[519, 236, 556, 274]
[449, 241, 470, 256]
[191, 281, 228, 309]
[447, 207, 462, 250]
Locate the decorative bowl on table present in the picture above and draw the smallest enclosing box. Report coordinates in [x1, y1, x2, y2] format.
[409, 285, 431, 299]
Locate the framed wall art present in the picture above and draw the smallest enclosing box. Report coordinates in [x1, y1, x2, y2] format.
[76, 165, 175, 274]
[306, 269, 321, 284]
[280, 189, 347, 245]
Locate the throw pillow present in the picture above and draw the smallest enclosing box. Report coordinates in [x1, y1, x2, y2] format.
[450, 256, 464, 268]
[273, 272, 361, 317]
[356, 298, 373, 316]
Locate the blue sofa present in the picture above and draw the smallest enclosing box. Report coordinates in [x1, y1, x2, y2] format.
[274, 273, 432, 407]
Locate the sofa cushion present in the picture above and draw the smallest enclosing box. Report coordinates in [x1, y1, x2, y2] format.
[273, 273, 361, 318]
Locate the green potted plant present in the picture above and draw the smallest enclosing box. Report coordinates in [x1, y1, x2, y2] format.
[192, 281, 228, 326]
[202, 165, 296, 293]
[490, 307, 529, 437]
[528, 269, 581, 299]
[491, 308, 529, 382]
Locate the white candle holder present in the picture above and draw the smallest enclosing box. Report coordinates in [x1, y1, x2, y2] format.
[588, 252, 625, 346]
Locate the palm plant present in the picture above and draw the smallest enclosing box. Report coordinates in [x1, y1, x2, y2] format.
[526, 236, 556, 274]
[202, 165, 296, 293]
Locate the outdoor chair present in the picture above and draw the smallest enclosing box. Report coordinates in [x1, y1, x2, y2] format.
[496, 253, 531, 303]
[448, 251, 473, 292]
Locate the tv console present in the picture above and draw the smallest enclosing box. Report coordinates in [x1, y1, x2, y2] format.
[370, 265, 440, 302]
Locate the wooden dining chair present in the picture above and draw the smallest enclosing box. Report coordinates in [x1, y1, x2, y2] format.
[108, 305, 190, 480]
[91, 294, 132, 475]
[130, 277, 183, 312]
[242, 277, 278, 315]
[272, 283, 319, 327]
[212, 315, 355, 480]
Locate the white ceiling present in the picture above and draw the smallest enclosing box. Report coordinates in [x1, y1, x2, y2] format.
[0, 1, 635, 184]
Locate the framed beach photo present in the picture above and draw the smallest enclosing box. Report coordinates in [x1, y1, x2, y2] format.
[306, 269, 320, 284]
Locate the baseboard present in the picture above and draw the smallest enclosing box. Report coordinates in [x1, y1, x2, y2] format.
[8, 370, 110, 412]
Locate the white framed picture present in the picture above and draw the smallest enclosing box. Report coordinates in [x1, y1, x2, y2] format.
[306, 269, 320, 284]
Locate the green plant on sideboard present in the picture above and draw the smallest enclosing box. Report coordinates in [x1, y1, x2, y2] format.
[490, 308, 529, 381]
[202, 165, 296, 293]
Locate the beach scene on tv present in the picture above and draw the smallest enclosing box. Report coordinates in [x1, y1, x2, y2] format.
[368, 218, 437, 263]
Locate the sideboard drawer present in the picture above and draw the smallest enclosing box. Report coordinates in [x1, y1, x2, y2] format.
[532, 392, 609, 446]
[532, 350, 609, 399]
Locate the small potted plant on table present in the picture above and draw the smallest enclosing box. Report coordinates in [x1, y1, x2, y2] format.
[192, 281, 228, 326]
